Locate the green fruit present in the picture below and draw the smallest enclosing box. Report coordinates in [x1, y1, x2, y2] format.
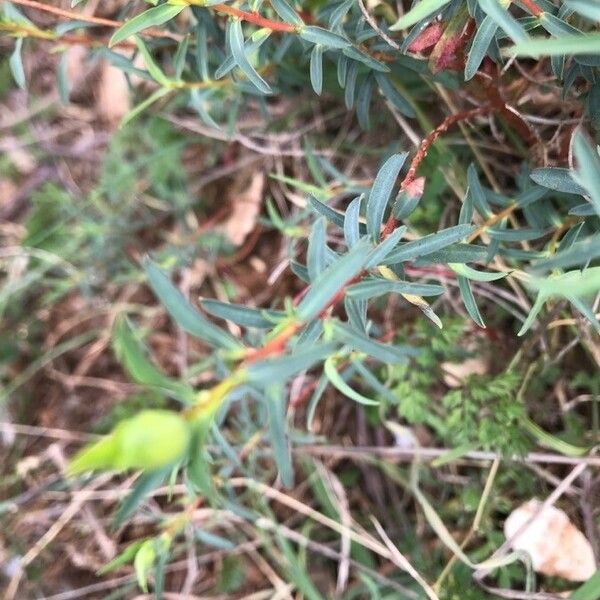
[68, 410, 190, 475]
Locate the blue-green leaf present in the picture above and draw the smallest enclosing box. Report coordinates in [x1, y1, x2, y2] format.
[247, 342, 337, 382]
[230, 19, 272, 94]
[530, 167, 587, 195]
[465, 15, 497, 80]
[365, 226, 406, 268]
[390, 0, 452, 31]
[144, 259, 242, 350]
[309, 44, 324, 95]
[375, 73, 415, 117]
[478, 0, 529, 43]
[299, 26, 351, 49]
[135, 36, 171, 86]
[347, 278, 445, 299]
[383, 224, 474, 265]
[9, 38, 25, 90]
[110, 4, 184, 47]
[344, 196, 362, 247]
[449, 263, 508, 281]
[367, 153, 408, 241]
[201, 299, 285, 328]
[266, 384, 293, 488]
[572, 131, 600, 217]
[307, 217, 328, 280]
[270, 0, 304, 26]
[458, 275, 485, 328]
[510, 33, 600, 57]
[297, 238, 372, 321]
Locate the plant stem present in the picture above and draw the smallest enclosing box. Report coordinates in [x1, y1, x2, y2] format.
[209, 3, 297, 33]
[519, 0, 544, 17]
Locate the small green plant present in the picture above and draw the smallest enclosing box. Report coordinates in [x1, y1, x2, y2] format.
[3, 0, 600, 597]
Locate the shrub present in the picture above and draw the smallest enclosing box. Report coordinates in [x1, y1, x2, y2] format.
[3, 0, 600, 596]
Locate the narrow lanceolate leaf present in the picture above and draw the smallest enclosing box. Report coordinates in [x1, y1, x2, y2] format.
[365, 226, 406, 268]
[113, 317, 193, 402]
[509, 33, 600, 57]
[324, 357, 379, 405]
[247, 342, 337, 382]
[230, 19, 272, 94]
[270, 0, 304, 27]
[565, 0, 600, 22]
[110, 4, 184, 47]
[144, 259, 242, 350]
[309, 44, 324, 95]
[297, 238, 372, 321]
[465, 15, 497, 80]
[9, 38, 25, 90]
[390, 0, 452, 31]
[367, 153, 408, 241]
[477, 0, 529, 44]
[530, 167, 587, 195]
[375, 73, 415, 117]
[201, 299, 285, 328]
[347, 278, 445, 299]
[299, 26, 351, 49]
[572, 131, 600, 217]
[120, 87, 171, 127]
[135, 36, 171, 86]
[458, 276, 485, 328]
[332, 321, 418, 364]
[467, 164, 493, 218]
[344, 196, 362, 248]
[307, 217, 327, 280]
[449, 263, 508, 282]
[266, 384, 294, 488]
[383, 224, 474, 265]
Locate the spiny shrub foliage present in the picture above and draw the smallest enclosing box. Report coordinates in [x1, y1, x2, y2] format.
[5, 0, 600, 594]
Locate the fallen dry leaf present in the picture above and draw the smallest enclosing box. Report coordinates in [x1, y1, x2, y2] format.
[96, 61, 130, 125]
[442, 357, 488, 388]
[220, 171, 264, 246]
[504, 499, 596, 581]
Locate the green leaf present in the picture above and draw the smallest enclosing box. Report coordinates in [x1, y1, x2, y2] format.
[195, 529, 235, 550]
[530, 167, 587, 195]
[375, 73, 415, 117]
[271, 0, 304, 26]
[173, 34, 189, 80]
[571, 570, 600, 600]
[382, 224, 474, 265]
[112, 316, 194, 402]
[309, 44, 324, 95]
[299, 26, 351, 49]
[366, 153, 408, 242]
[97, 540, 146, 575]
[465, 15, 497, 80]
[344, 196, 362, 247]
[114, 469, 170, 526]
[134, 540, 155, 593]
[343, 47, 390, 72]
[572, 131, 600, 217]
[477, 0, 529, 44]
[365, 226, 406, 268]
[57, 51, 70, 105]
[247, 342, 337, 382]
[144, 259, 242, 350]
[230, 19, 272, 94]
[201, 299, 284, 328]
[466, 164, 493, 218]
[266, 384, 293, 488]
[135, 36, 171, 86]
[331, 320, 417, 364]
[509, 33, 600, 57]
[347, 278, 445, 299]
[110, 4, 184, 47]
[390, 0, 452, 31]
[415, 243, 488, 264]
[458, 275, 485, 328]
[448, 263, 508, 282]
[9, 38, 25, 90]
[324, 357, 379, 405]
[120, 87, 171, 127]
[307, 217, 328, 280]
[297, 238, 372, 321]
[565, 0, 600, 22]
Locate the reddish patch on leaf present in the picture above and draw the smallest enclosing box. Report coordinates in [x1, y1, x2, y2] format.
[408, 22, 444, 53]
[405, 176, 425, 199]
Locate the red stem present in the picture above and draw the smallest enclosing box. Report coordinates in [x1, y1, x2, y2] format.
[381, 105, 492, 237]
[519, 0, 544, 17]
[212, 3, 296, 33]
